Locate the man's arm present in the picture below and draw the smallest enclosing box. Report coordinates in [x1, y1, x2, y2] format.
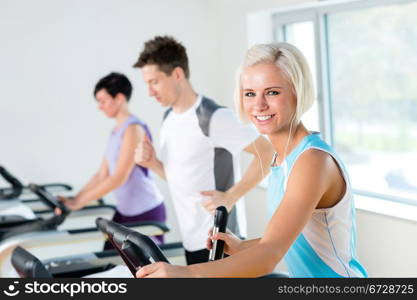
[228, 135, 274, 199]
[135, 133, 166, 180]
[201, 135, 274, 213]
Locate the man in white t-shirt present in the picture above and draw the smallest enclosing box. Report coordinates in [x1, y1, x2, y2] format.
[133, 36, 274, 264]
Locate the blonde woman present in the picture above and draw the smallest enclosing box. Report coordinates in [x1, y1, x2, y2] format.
[135, 43, 367, 278]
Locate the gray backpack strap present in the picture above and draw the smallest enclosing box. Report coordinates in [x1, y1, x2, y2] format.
[162, 108, 173, 122]
[196, 97, 242, 237]
[195, 97, 224, 136]
[214, 148, 241, 237]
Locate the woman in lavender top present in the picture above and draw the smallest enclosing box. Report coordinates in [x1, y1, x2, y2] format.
[60, 72, 166, 243]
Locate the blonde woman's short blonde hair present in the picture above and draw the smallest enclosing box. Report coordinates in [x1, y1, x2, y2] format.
[234, 42, 315, 124]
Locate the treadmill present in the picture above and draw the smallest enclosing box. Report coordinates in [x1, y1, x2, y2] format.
[0, 186, 170, 277]
[0, 165, 106, 213]
[0, 167, 116, 231]
[0, 183, 70, 241]
[10, 218, 181, 278]
[0, 220, 171, 277]
[0, 182, 116, 236]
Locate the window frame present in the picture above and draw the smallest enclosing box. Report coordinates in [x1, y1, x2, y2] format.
[270, 0, 417, 206]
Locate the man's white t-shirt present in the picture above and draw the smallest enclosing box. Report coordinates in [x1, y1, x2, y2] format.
[159, 95, 259, 251]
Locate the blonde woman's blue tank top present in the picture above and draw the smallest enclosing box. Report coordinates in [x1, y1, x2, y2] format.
[267, 132, 367, 278]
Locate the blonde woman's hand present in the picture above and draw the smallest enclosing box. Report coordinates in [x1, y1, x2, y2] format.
[136, 262, 192, 278]
[206, 228, 244, 255]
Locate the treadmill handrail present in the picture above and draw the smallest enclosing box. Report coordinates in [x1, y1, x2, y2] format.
[96, 218, 169, 236]
[37, 183, 72, 191]
[11, 246, 52, 278]
[96, 218, 170, 265]
[70, 219, 169, 235]
[126, 231, 170, 263]
[34, 203, 116, 216]
[0, 166, 24, 200]
[0, 166, 72, 199]
[11, 240, 185, 278]
[1, 214, 66, 241]
[28, 183, 69, 215]
[0, 184, 72, 240]
[20, 184, 72, 195]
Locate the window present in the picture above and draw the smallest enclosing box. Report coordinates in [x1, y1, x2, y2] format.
[282, 21, 320, 132]
[272, 0, 417, 206]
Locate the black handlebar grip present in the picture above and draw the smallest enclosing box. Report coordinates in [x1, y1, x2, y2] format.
[0, 166, 24, 188]
[95, 218, 170, 267]
[27, 183, 68, 215]
[95, 217, 109, 233]
[0, 166, 24, 199]
[11, 246, 52, 278]
[121, 240, 153, 274]
[209, 206, 228, 261]
[127, 232, 170, 264]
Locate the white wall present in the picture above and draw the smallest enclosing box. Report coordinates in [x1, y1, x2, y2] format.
[0, 0, 222, 243]
[356, 210, 417, 277]
[0, 0, 220, 185]
[213, 0, 310, 108]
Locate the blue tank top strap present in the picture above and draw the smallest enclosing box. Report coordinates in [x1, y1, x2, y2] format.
[298, 132, 351, 186]
[284, 132, 339, 179]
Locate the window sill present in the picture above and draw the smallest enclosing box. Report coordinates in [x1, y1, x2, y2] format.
[354, 194, 417, 223]
[256, 184, 417, 223]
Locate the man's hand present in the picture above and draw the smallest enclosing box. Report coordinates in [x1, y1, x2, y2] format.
[200, 190, 236, 214]
[135, 134, 157, 169]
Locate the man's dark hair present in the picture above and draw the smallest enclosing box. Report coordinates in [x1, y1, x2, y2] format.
[133, 36, 190, 78]
[94, 72, 132, 101]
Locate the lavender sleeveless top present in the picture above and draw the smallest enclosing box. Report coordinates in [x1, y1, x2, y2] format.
[105, 115, 163, 216]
